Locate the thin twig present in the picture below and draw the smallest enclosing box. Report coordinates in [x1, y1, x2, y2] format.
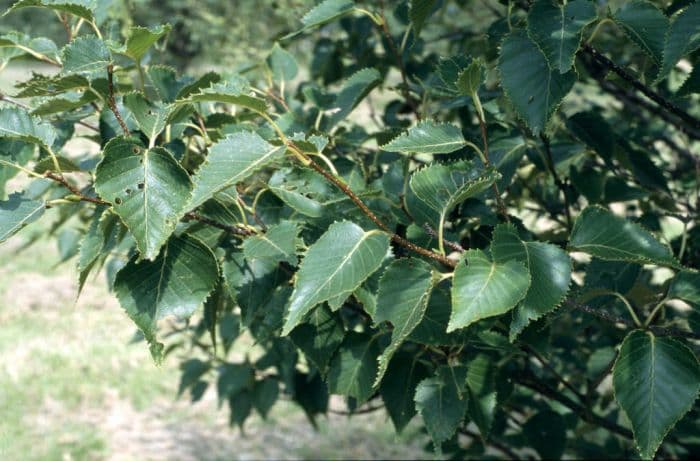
[289, 142, 456, 268]
[377, 1, 421, 119]
[459, 428, 520, 459]
[582, 44, 700, 132]
[422, 223, 465, 252]
[595, 77, 700, 142]
[107, 64, 130, 136]
[569, 300, 700, 340]
[540, 134, 572, 229]
[516, 369, 633, 440]
[43, 171, 108, 205]
[520, 343, 585, 402]
[476, 110, 509, 221]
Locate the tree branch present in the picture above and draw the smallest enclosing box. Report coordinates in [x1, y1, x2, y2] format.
[568, 299, 700, 341]
[540, 134, 572, 229]
[377, 1, 421, 119]
[106, 64, 130, 136]
[43, 171, 108, 205]
[289, 142, 457, 268]
[582, 44, 700, 133]
[516, 369, 633, 440]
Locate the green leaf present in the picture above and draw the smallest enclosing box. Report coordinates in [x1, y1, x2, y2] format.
[466, 354, 497, 438]
[491, 224, 572, 340]
[381, 120, 466, 155]
[374, 258, 435, 386]
[327, 331, 381, 404]
[414, 366, 469, 449]
[267, 43, 298, 82]
[0, 32, 59, 63]
[569, 206, 679, 268]
[612, 0, 668, 64]
[242, 221, 298, 266]
[268, 186, 323, 218]
[498, 30, 576, 135]
[410, 160, 498, 214]
[668, 270, 700, 305]
[281, 221, 390, 335]
[449, 249, 530, 331]
[658, 2, 700, 80]
[0, 191, 44, 244]
[613, 330, 700, 459]
[76, 205, 105, 271]
[527, 0, 597, 73]
[189, 132, 286, 209]
[436, 54, 472, 95]
[122, 24, 171, 62]
[523, 410, 567, 459]
[326, 67, 381, 127]
[61, 36, 111, 75]
[410, 0, 438, 35]
[95, 137, 192, 260]
[176, 80, 267, 114]
[380, 350, 431, 433]
[31, 92, 99, 116]
[33, 155, 80, 175]
[297, 0, 355, 32]
[114, 234, 219, 361]
[290, 304, 345, 374]
[456, 58, 484, 97]
[14, 74, 89, 98]
[252, 378, 279, 419]
[123, 92, 171, 145]
[0, 107, 56, 149]
[678, 64, 700, 96]
[147, 65, 186, 103]
[5, 0, 96, 22]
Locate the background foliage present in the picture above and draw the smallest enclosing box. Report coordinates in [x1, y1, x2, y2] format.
[1, 0, 699, 459]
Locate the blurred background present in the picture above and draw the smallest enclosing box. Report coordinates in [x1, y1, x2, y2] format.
[0, 1, 430, 459]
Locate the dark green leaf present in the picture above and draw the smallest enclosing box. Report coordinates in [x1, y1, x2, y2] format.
[114, 235, 219, 361]
[282, 221, 390, 335]
[327, 331, 381, 404]
[267, 43, 298, 81]
[61, 36, 111, 75]
[450, 249, 530, 331]
[414, 366, 469, 449]
[0, 107, 56, 148]
[5, 0, 95, 22]
[380, 350, 430, 433]
[374, 258, 435, 385]
[290, 304, 345, 374]
[613, 0, 668, 63]
[569, 206, 679, 268]
[326, 67, 381, 127]
[613, 330, 700, 459]
[410, 0, 438, 35]
[498, 30, 576, 135]
[491, 224, 572, 340]
[190, 132, 286, 209]
[668, 270, 700, 306]
[95, 137, 192, 260]
[382, 120, 466, 155]
[0, 191, 44, 244]
[527, 0, 597, 72]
